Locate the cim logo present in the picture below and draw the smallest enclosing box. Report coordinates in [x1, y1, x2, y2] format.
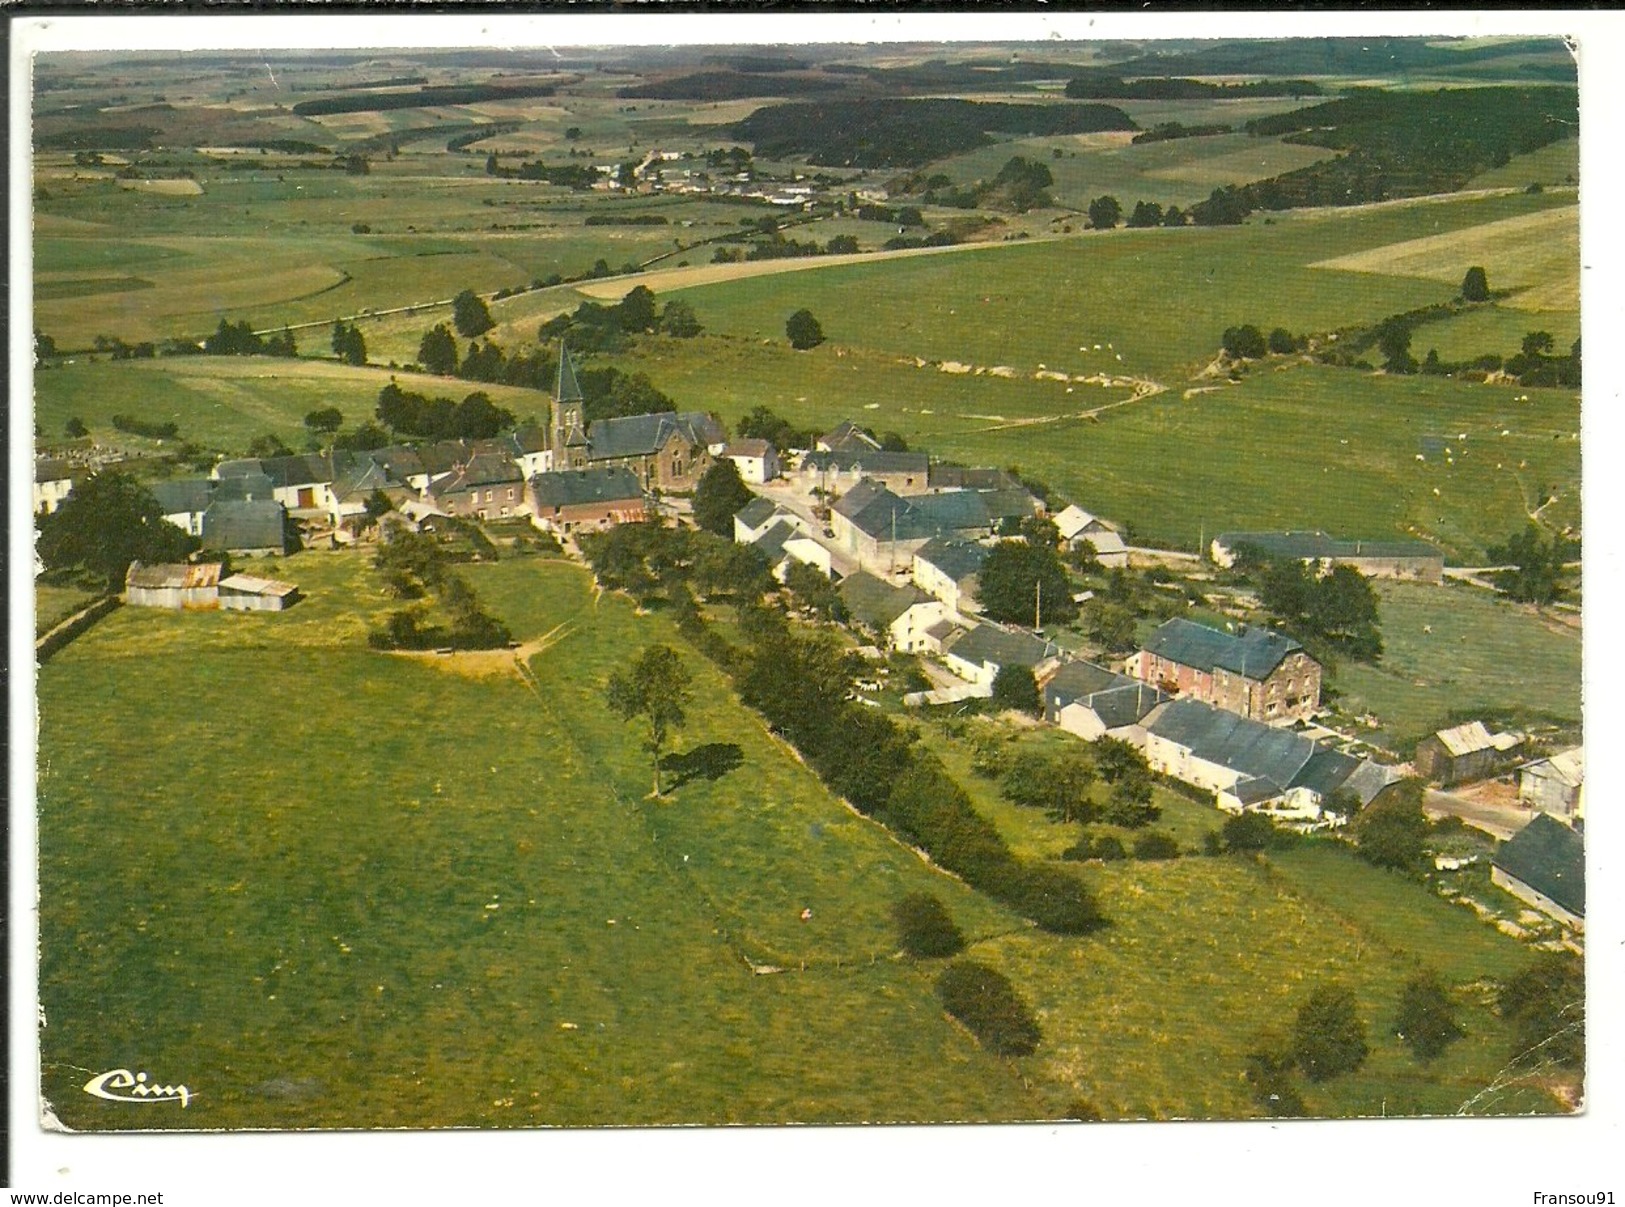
[84, 1068, 192, 1108]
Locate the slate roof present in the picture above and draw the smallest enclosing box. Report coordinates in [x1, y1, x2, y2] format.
[1232, 776, 1286, 806]
[1216, 530, 1442, 562]
[1044, 660, 1166, 727]
[430, 452, 523, 497]
[944, 624, 1057, 671]
[1293, 746, 1363, 799]
[1085, 681, 1171, 730]
[257, 452, 348, 490]
[528, 466, 644, 508]
[213, 471, 277, 503]
[978, 487, 1040, 522]
[915, 536, 989, 582]
[1052, 504, 1109, 541]
[419, 441, 471, 477]
[1044, 659, 1126, 704]
[735, 496, 779, 531]
[837, 485, 990, 543]
[126, 561, 222, 590]
[725, 438, 774, 459]
[331, 458, 400, 503]
[751, 520, 800, 566]
[819, 420, 881, 454]
[1343, 759, 1404, 807]
[35, 458, 75, 484]
[928, 465, 1016, 491]
[214, 458, 264, 480]
[586, 411, 722, 461]
[556, 344, 585, 404]
[150, 477, 215, 516]
[368, 445, 427, 481]
[1494, 813, 1585, 917]
[202, 498, 287, 552]
[513, 424, 550, 455]
[1143, 617, 1305, 679]
[1147, 699, 1318, 789]
[802, 449, 929, 477]
[839, 571, 931, 630]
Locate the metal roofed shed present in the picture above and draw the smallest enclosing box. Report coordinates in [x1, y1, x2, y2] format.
[219, 573, 302, 611]
[125, 561, 224, 609]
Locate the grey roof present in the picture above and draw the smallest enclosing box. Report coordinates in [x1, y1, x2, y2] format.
[202, 498, 287, 552]
[213, 472, 277, 503]
[419, 441, 471, 476]
[257, 452, 348, 490]
[915, 536, 989, 582]
[35, 459, 75, 484]
[925, 618, 960, 642]
[1085, 681, 1170, 730]
[751, 520, 800, 566]
[928, 465, 1017, 491]
[368, 445, 427, 481]
[1344, 759, 1404, 807]
[803, 449, 929, 477]
[1148, 699, 1317, 789]
[979, 488, 1040, 522]
[430, 452, 523, 497]
[1045, 660, 1166, 727]
[735, 496, 779, 530]
[839, 570, 930, 630]
[214, 458, 264, 480]
[1294, 746, 1363, 799]
[332, 458, 401, 502]
[150, 477, 215, 516]
[556, 344, 584, 404]
[1045, 659, 1127, 705]
[819, 420, 882, 454]
[945, 624, 1057, 671]
[1494, 813, 1584, 917]
[1232, 775, 1286, 805]
[529, 466, 644, 508]
[513, 424, 550, 455]
[726, 438, 773, 458]
[911, 490, 991, 533]
[1143, 617, 1306, 679]
[836, 481, 989, 542]
[1217, 530, 1442, 562]
[587, 411, 721, 461]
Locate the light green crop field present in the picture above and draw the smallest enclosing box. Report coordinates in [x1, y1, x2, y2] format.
[36, 552, 1041, 1130]
[1331, 580, 1582, 748]
[1466, 137, 1580, 190]
[33, 357, 554, 455]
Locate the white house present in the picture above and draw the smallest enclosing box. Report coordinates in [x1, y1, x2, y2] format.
[912, 536, 989, 614]
[939, 624, 1061, 688]
[1052, 504, 1128, 566]
[722, 439, 781, 485]
[33, 460, 76, 515]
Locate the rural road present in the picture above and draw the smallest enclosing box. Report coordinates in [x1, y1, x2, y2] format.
[1423, 787, 1535, 841]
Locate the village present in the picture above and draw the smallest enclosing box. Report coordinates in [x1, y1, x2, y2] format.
[34, 345, 1584, 952]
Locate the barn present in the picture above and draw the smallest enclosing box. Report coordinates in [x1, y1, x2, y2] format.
[125, 561, 223, 609]
[219, 573, 302, 612]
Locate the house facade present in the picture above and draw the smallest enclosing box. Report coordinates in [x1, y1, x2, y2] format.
[526, 466, 646, 535]
[799, 449, 930, 497]
[912, 537, 988, 614]
[34, 460, 76, 515]
[722, 438, 781, 484]
[1518, 748, 1584, 827]
[831, 480, 991, 576]
[1129, 617, 1320, 724]
[427, 453, 527, 520]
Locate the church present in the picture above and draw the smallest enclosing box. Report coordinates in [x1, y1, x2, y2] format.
[549, 345, 724, 493]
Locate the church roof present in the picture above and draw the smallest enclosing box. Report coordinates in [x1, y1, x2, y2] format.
[556, 344, 584, 404]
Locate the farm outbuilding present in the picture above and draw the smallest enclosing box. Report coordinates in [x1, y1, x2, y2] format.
[1518, 747, 1583, 827]
[1415, 721, 1523, 786]
[1210, 530, 1444, 583]
[219, 573, 302, 612]
[1492, 812, 1584, 931]
[125, 561, 223, 610]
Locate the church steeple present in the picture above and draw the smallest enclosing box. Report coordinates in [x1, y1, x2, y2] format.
[552, 342, 590, 468]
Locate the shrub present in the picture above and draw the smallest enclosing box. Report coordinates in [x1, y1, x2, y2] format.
[1292, 983, 1369, 1082]
[1221, 811, 1276, 852]
[937, 961, 1041, 1057]
[988, 862, 1107, 935]
[1245, 1048, 1307, 1117]
[1499, 952, 1584, 1070]
[1394, 970, 1465, 1063]
[1132, 831, 1180, 861]
[893, 892, 966, 958]
[1062, 831, 1126, 862]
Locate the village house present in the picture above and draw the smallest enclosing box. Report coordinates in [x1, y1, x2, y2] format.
[830, 479, 992, 576]
[838, 571, 947, 652]
[202, 496, 288, 557]
[1043, 660, 1168, 744]
[1518, 747, 1584, 828]
[33, 459, 77, 515]
[912, 536, 989, 614]
[940, 623, 1062, 688]
[799, 448, 931, 497]
[526, 466, 646, 536]
[1210, 530, 1444, 584]
[124, 561, 224, 609]
[1492, 812, 1584, 931]
[218, 573, 302, 612]
[1130, 617, 1321, 724]
[328, 458, 413, 531]
[254, 451, 354, 515]
[151, 478, 216, 537]
[721, 438, 781, 485]
[1140, 698, 1399, 823]
[816, 420, 882, 455]
[1052, 504, 1129, 567]
[733, 496, 800, 544]
[427, 452, 527, 520]
[750, 520, 832, 581]
[1415, 721, 1524, 786]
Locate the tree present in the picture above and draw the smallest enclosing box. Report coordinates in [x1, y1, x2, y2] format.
[331, 321, 366, 366]
[1377, 316, 1417, 374]
[1292, 982, 1369, 1082]
[36, 470, 200, 590]
[1221, 324, 1267, 360]
[1356, 780, 1430, 874]
[605, 645, 694, 797]
[247, 433, 292, 459]
[894, 893, 966, 958]
[64, 416, 88, 438]
[783, 559, 844, 622]
[1221, 810, 1275, 852]
[936, 961, 1041, 1056]
[786, 308, 825, 350]
[1126, 200, 1163, 228]
[1485, 524, 1577, 604]
[1461, 265, 1490, 302]
[418, 324, 460, 375]
[1267, 327, 1299, 354]
[1087, 194, 1122, 230]
[660, 298, 703, 338]
[1101, 775, 1160, 829]
[1499, 952, 1584, 1070]
[977, 538, 1077, 627]
[452, 289, 495, 338]
[1001, 749, 1097, 825]
[692, 459, 755, 537]
[363, 489, 394, 522]
[1394, 971, 1465, 1063]
[304, 406, 343, 436]
[36, 330, 58, 363]
[990, 664, 1042, 716]
[617, 285, 658, 333]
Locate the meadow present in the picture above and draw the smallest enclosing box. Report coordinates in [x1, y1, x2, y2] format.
[1330, 579, 1582, 748]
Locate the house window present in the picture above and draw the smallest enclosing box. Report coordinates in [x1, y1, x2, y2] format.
[507, 488, 515, 500]
[500, 507, 510, 517]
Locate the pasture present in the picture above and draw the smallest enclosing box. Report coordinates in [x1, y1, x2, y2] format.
[35, 552, 1038, 1129]
[1330, 580, 1582, 749]
[32, 357, 554, 455]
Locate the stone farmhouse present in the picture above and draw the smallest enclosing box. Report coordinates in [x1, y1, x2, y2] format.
[830, 480, 994, 575]
[1210, 530, 1444, 583]
[527, 466, 647, 536]
[1129, 617, 1321, 724]
[1043, 660, 1168, 744]
[838, 571, 948, 653]
[799, 448, 930, 497]
[912, 537, 989, 614]
[427, 452, 527, 520]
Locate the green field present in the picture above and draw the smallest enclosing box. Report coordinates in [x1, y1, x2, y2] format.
[1331, 580, 1582, 748]
[33, 357, 554, 455]
[37, 551, 1040, 1129]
